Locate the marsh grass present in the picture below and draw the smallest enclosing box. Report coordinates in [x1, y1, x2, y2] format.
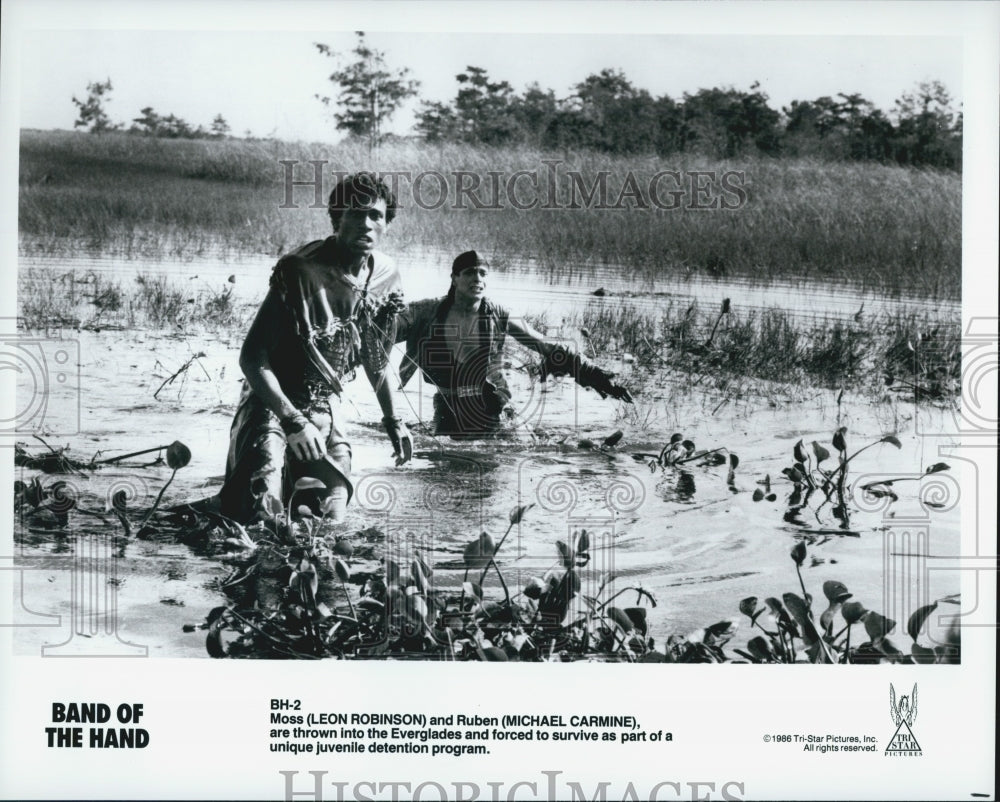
[20, 130, 960, 299]
[18, 267, 255, 331]
[575, 300, 959, 397]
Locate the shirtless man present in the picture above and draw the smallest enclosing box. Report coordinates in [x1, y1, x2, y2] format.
[219, 172, 412, 523]
[397, 250, 632, 438]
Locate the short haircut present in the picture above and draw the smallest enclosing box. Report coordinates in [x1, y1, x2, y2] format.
[328, 172, 398, 229]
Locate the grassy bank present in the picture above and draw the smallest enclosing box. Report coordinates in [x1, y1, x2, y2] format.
[19, 130, 961, 299]
[19, 265, 959, 400]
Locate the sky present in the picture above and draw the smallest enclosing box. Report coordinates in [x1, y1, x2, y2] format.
[10, 14, 965, 144]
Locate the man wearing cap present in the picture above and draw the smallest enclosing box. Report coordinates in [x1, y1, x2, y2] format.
[217, 172, 412, 524]
[396, 250, 632, 438]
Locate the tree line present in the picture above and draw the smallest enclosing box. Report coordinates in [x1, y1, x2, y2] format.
[71, 79, 232, 140]
[70, 32, 962, 170]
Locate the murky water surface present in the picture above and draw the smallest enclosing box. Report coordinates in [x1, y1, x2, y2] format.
[12, 254, 962, 657]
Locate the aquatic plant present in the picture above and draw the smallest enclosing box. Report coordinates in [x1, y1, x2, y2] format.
[767, 428, 949, 529]
[733, 541, 960, 664]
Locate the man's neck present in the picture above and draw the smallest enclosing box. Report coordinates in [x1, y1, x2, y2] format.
[450, 295, 481, 315]
[333, 240, 370, 276]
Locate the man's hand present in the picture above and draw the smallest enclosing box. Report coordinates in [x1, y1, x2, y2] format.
[578, 362, 634, 404]
[384, 416, 413, 466]
[281, 413, 327, 462]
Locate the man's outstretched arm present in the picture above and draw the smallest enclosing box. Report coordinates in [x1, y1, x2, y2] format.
[507, 318, 634, 403]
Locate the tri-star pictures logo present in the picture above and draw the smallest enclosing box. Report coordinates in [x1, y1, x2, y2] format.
[885, 683, 922, 756]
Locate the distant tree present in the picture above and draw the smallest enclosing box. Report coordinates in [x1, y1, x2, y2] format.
[454, 66, 520, 145]
[414, 66, 521, 146]
[315, 31, 420, 150]
[130, 106, 162, 136]
[71, 79, 119, 133]
[892, 81, 962, 168]
[413, 100, 460, 143]
[681, 84, 781, 158]
[210, 114, 231, 138]
[511, 83, 558, 147]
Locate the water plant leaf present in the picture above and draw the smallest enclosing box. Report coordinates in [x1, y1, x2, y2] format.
[863, 611, 896, 642]
[820, 603, 840, 635]
[296, 505, 313, 518]
[670, 432, 683, 444]
[408, 594, 428, 622]
[462, 580, 482, 601]
[522, 577, 544, 600]
[841, 601, 866, 624]
[765, 597, 799, 637]
[290, 566, 319, 602]
[462, 532, 495, 570]
[881, 435, 902, 449]
[334, 558, 350, 584]
[206, 618, 227, 658]
[509, 503, 534, 525]
[292, 477, 326, 491]
[603, 430, 623, 448]
[555, 540, 574, 569]
[482, 647, 508, 661]
[794, 440, 808, 463]
[906, 602, 938, 642]
[357, 598, 384, 613]
[721, 298, 731, 314]
[332, 539, 353, 558]
[752, 488, 764, 502]
[578, 439, 594, 450]
[782, 593, 819, 644]
[832, 427, 847, 453]
[746, 636, 775, 662]
[606, 606, 634, 633]
[926, 462, 950, 474]
[822, 580, 852, 603]
[739, 597, 759, 619]
[790, 541, 807, 566]
[411, 560, 431, 594]
[783, 466, 804, 485]
[766, 493, 777, 502]
[681, 440, 695, 454]
[166, 441, 192, 470]
[264, 494, 283, 516]
[811, 441, 830, 463]
[623, 607, 648, 635]
[910, 643, 937, 664]
[112, 489, 128, 514]
[704, 619, 738, 646]
[729, 453, 739, 469]
[573, 529, 590, 554]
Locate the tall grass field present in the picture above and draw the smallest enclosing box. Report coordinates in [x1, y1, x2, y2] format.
[19, 130, 960, 300]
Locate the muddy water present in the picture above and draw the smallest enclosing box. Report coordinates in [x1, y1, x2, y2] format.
[12, 255, 962, 658]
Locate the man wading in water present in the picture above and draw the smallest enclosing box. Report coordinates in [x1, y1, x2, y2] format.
[218, 172, 412, 523]
[397, 250, 632, 438]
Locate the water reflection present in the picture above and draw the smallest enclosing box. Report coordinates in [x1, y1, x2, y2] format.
[657, 469, 697, 504]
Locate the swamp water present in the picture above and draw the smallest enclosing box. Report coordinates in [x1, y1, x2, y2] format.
[11, 253, 962, 658]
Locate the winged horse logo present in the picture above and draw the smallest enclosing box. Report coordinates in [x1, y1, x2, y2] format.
[890, 683, 918, 727]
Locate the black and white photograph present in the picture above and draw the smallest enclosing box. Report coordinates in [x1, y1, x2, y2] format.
[1, 1, 996, 799]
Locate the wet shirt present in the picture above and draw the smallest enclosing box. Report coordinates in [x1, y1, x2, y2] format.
[265, 238, 403, 412]
[397, 295, 511, 397]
